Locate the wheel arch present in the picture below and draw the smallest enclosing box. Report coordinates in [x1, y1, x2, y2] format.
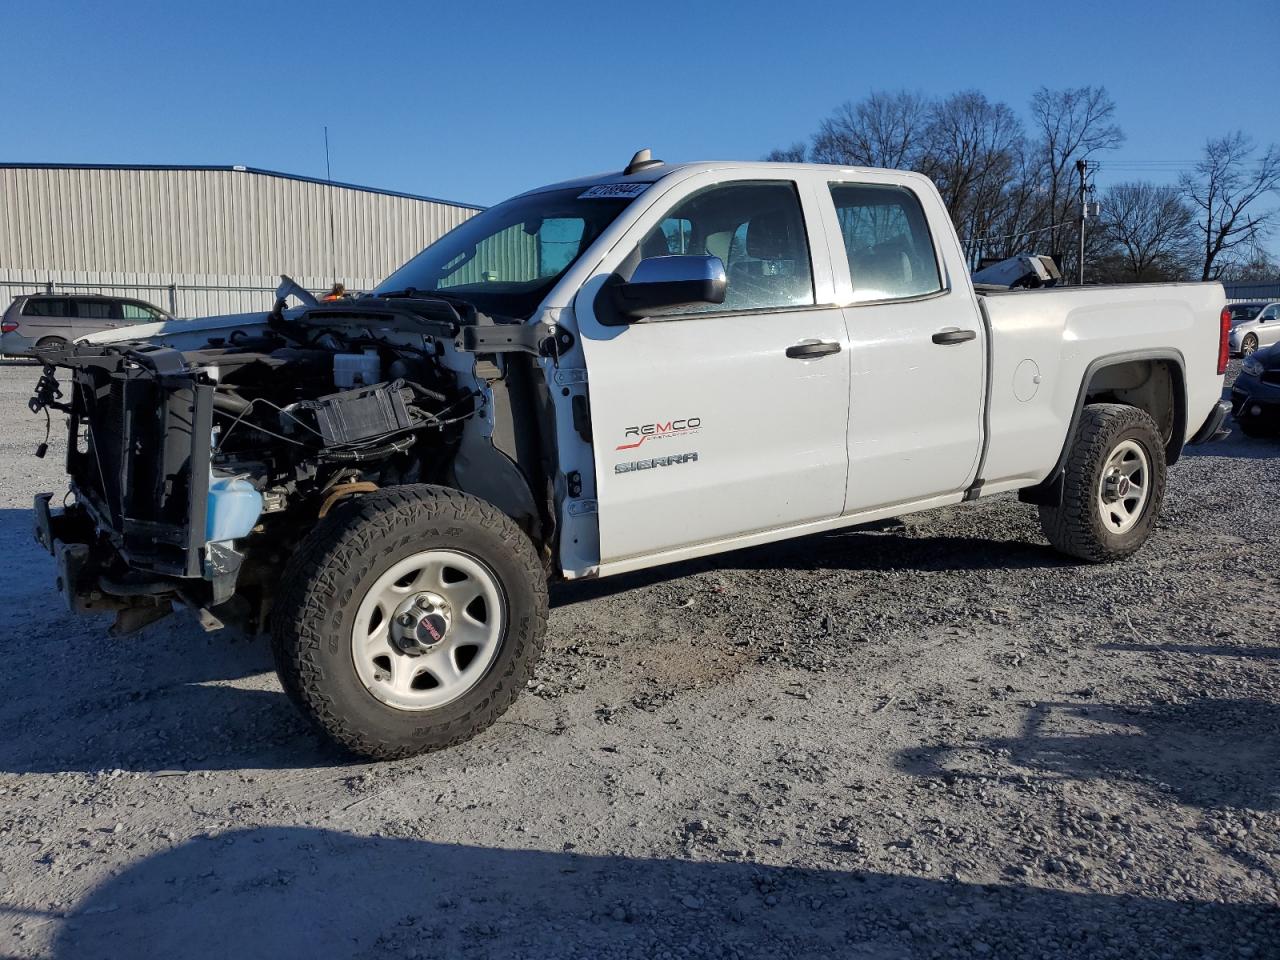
[1019, 349, 1187, 507]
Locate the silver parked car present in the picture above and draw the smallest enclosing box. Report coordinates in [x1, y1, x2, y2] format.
[1, 294, 173, 357]
[1227, 301, 1280, 357]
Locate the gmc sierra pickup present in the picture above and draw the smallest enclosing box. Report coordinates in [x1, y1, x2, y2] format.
[31, 153, 1233, 759]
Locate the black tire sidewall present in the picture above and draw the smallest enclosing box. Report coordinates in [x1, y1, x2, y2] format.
[272, 486, 546, 756]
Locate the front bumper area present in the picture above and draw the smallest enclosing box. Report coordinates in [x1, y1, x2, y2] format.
[34, 492, 176, 633]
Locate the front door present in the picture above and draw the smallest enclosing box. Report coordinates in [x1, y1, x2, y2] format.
[576, 175, 851, 564]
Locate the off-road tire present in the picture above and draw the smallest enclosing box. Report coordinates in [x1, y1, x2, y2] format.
[270, 484, 548, 760]
[1038, 403, 1167, 563]
[1241, 334, 1259, 357]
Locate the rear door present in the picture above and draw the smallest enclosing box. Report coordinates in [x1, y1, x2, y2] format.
[19, 296, 71, 341]
[72, 298, 117, 335]
[818, 178, 985, 512]
[1259, 304, 1280, 348]
[575, 173, 851, 564]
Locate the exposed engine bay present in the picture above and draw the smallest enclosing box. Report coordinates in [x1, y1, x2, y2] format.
[31, 292, 559, 635]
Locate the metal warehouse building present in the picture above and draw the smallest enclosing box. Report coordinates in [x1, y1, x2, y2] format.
[0, 163, 481, 317]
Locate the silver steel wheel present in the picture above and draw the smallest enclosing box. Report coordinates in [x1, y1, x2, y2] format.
[351, 549, 507, 711]
[1096, 438, 1150, 535]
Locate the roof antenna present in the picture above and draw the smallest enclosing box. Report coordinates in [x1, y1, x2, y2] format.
[624, 147, 663, 175]
[324, 125, 337, 287]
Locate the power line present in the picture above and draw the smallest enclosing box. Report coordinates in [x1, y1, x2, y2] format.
[960, 219, 1074, 245]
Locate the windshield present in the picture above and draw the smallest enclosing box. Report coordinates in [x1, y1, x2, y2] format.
[1229, 304, 1263, 323]
[373, 186, 638, 318]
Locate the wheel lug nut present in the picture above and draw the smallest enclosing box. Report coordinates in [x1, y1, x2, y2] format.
[398, 613, 416, 626]
[416, 596, 433, 610]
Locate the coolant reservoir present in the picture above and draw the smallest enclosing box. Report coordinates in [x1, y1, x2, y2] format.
[206, 474, 263, 543]
[334, 349, 381, 389]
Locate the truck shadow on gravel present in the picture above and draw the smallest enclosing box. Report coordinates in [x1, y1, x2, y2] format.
[553, 526, 1069, 608]
[1182, 435, 1278, 460]
[897, 698, 1280, 811]
[0, 651, 334, 775]
[42, 826, 1279, 960]
[0, 616, 335, 775]
[0, 509, 341, 774]
[1099, 642, 1280, 661]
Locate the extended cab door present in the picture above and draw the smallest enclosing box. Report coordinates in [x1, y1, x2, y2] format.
[575, 174, 851, 564]
[817, 177, 985, 511]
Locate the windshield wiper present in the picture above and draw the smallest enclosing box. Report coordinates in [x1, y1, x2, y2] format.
[368, 288, 475, 308]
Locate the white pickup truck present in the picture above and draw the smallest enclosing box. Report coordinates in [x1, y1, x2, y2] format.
[32, 153, 1232, 759]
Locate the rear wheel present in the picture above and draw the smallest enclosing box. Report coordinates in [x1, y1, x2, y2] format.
[1241, 334, 1259, 357]
[1038, 403, 1167, 562]
[271, 485, 548, 759]
[35, 336, 68, 352]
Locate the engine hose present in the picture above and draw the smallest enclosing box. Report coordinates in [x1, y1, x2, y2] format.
[321, 435, 417, 462]
[212, 389, 253, 415]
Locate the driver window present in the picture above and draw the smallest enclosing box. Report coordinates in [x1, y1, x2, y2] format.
[633, 181, 814, 315]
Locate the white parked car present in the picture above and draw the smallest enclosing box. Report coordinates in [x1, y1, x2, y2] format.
[1226, 301, 1280, 357]
[33, 153, 1231, 759]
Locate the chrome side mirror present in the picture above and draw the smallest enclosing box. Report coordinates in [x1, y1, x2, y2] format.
[612, 255, 726, 319]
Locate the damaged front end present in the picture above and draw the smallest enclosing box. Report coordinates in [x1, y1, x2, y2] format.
[29, 295, 541, 636]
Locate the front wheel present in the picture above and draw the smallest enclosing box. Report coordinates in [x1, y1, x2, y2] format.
[271, 485, 548, 760]
[1241, 334, 1259, 357]
[1038, 403, 1167, 563]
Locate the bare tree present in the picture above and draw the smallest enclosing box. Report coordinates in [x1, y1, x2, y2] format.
[1028, 86, 1124, 270]
[809, 90, 930, 168]
[763, 143, 807, 162]
[978, 146, 1053, 262]
[1094, 183, 1196, 281]
[922, 91, 1024, 263]
[1181, 132, 1280, 280]
[1222, 245, 1280, 282]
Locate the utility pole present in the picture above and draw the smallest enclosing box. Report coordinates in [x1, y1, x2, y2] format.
[1076, 158, 1088, 285]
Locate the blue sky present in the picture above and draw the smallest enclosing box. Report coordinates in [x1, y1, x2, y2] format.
[3, 0, 1277, 214]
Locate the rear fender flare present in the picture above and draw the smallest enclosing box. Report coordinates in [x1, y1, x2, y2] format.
[1019, 349, 1186, 507]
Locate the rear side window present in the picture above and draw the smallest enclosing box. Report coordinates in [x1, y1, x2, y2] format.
[121, 302, 165, 321]
[22, 298, 69, 317]
[829, 183, 942, 302]
[74, 299, 113, 320]
[634, 181, 814, 315]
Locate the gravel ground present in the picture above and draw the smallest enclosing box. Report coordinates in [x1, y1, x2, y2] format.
[0, 360, 1276, 960]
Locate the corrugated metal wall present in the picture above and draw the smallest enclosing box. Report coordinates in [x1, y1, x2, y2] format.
[1224, 280, 1280, 303]
[0, 165, 480, 316]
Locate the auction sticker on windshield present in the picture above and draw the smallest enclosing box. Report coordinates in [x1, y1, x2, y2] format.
[579, 183, 650, 199]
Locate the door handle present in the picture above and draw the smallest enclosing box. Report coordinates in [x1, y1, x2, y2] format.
[785, 340, 842, 359]
[932, 328, 977, 345]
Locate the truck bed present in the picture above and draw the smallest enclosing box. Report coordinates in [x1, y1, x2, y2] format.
[977, 282, 1226, 491]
